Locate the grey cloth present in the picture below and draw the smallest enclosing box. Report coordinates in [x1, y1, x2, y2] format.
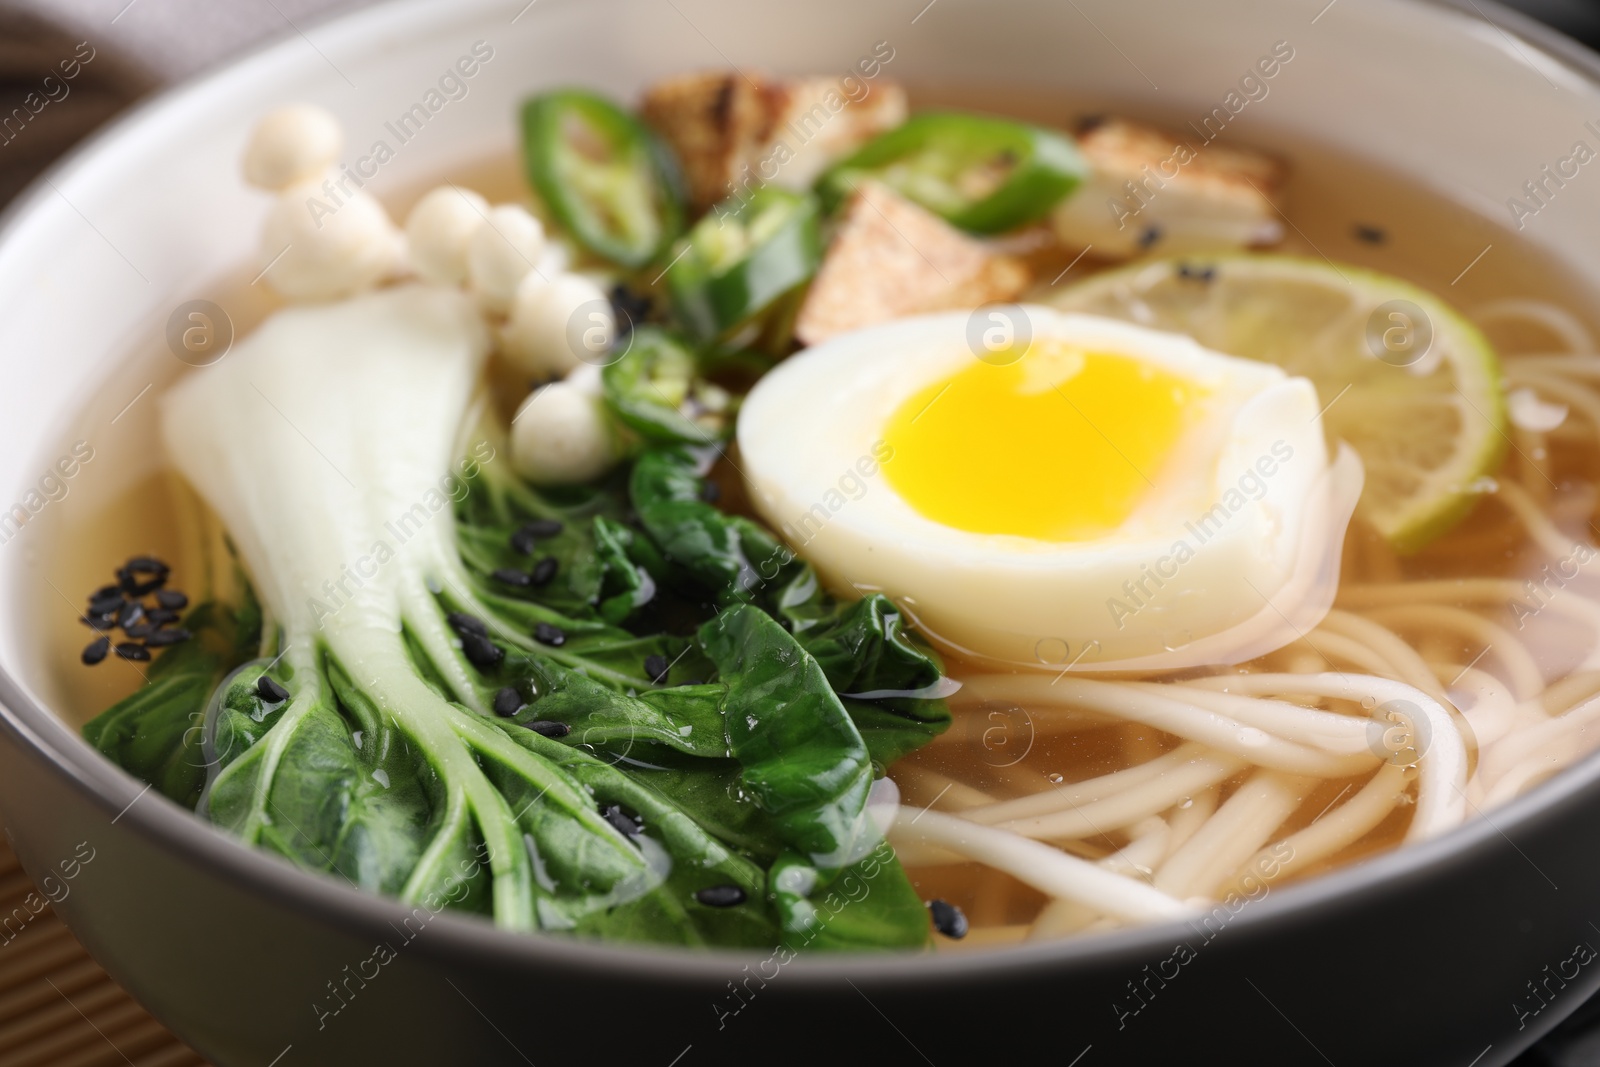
[0, 0, 364, 206]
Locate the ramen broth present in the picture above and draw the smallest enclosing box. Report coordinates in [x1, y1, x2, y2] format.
[31, 97, 1600, 951]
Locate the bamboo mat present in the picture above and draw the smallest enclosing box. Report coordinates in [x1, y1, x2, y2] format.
[0, 816, 204, 1067]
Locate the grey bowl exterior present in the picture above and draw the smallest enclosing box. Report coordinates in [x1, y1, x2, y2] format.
[4, 0, 1600, 1064]
[8, 678, 1600, 1065]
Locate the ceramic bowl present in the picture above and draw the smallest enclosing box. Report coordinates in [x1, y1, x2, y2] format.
[2, 1, 1599, 1063]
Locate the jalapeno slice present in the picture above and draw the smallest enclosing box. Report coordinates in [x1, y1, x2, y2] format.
[665, 187, 822, 343]
[601, 327, 731, 444]
[816, 111, 1087, 234]
[521, 89, 685, 269]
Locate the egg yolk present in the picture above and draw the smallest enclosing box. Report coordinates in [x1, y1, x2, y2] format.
[882, 342, 1204, 541]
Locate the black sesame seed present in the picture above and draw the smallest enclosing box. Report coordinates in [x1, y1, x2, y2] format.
[146, 608, 179, 626]
[447, 612, 489, 638]
[523, 519, 563, 538]
[117, 602, 145, 629]
[530, 557, 559, 587]
[88, 591, 125, 615]
[644, 654, 669, 683]
[123, 623, 154, 639]
[81, 613, 117, 632]
[699, 480, 721, 504]
[92, 584, 120, 600]
[1137, 225, 1163, 249]
[492, 687, 523, 717]
[695, 885, 747, 908]
[609, 283, 652, 334]
[256, 675, 290, 703]
[117, 561, 168, 596]
[114, 643, 150, 662]
[525, 719, 571, 738]
[928, 899, 968, 939]
[1353, 223, 1387, 244]
[533, 622, 566, 647]
[491, 568, 533, 588]
[145, 628, 192, 647]
[81, 637, 109, 665]
[510, 527, 538, 556]
[462, 632, 505, 667]
[679, 678, 703, 687]
[602, 804, 641, 837]
[155, 589, 188, 610]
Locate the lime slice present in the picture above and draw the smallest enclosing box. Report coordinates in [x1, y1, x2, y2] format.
[1047, 254, 1507, 553]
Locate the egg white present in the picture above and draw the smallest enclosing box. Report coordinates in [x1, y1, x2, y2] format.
[737, 307, 1363, 669]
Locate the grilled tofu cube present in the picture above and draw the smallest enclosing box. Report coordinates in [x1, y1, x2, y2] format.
[795, 181, 1031, 346]
[640, 71, 907, 212]
[1052, 118, 1286, 259]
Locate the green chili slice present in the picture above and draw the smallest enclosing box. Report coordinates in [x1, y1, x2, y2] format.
[521, 89, 685, 269]
[816, 111, 1087, 234]
[601, 327, 731, 445]
[666, 187, 822, 343]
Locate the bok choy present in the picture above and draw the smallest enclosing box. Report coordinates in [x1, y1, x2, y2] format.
[85, 284, 949, 950]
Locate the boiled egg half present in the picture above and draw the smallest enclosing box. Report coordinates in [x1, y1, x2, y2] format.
[737, 307, 1362, 670]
